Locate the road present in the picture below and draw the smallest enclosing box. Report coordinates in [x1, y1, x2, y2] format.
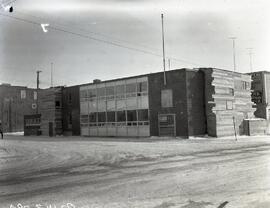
[0, 135, 270, 208]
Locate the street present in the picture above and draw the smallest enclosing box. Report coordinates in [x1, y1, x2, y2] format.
[0, 135, 270, 208]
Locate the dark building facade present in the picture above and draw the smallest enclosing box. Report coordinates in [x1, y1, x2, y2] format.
[0, 84, 37, 132]
[78, 68, 255, 137]
[62, 85, 81, 135]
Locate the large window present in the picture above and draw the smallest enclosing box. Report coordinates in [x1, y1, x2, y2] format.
[161, 89, 173, 108]
[138, 109, 148, 121]
[97, 87, 106, 98]
[89, 89, 97, 99]
[89, 113, 97, 123]
[126, 83, 137, 97]
[137, 81, 147, 96]
[117, 111, 126, 122]
[107, 111, 115, 122]
[106, 86, 115, 99]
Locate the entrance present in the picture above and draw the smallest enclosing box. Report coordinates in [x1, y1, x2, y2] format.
[158, 114, 176, 136]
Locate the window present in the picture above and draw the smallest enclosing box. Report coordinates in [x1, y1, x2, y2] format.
[228, 88, 234, 95]
[126, 83, 136, 93]
[80, 115, 88, 123]
[55, 101, 61, 108]
[127, 110, 137, 121]
[97, 87, 106, 98]
[117, 111, 126, 122]
[98, 112, 106, 122]
[80, 90, 88, 99]
[138, 109, 148, 121]
[21, 90, 26, 99]
[161, 89, 173, 108]
[226, 100, 233, 110]
[106, 86, 115, 99]
[107, 111, 115, 122]
[116, 84, 125, 95]
[89, 89, 97, 99]
[33, 91, 37, 100]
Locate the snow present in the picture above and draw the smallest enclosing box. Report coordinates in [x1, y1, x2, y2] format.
[0, 135, 270, 208]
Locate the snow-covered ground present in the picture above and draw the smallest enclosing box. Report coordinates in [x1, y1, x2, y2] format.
[0, 135, 270, 208]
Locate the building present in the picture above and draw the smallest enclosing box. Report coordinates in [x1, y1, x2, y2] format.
[249, 71, 270, 119]
[39, 87, 63, 136]
[78, 68, 255, 137]
[0, 83, 37, 132]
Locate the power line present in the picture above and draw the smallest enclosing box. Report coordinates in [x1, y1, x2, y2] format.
[0, 12, 204, 67]
[15, 10, 160, 52]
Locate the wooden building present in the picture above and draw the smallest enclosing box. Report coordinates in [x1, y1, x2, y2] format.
[39, 87, 63, 136]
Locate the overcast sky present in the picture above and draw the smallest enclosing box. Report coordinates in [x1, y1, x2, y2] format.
[0, 0, 270, 88]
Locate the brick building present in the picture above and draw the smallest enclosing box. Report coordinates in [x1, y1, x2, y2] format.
[0, 83, 37, 132]
[78, 68, 255, 137]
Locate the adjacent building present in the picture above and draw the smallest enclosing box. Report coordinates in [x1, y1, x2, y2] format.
[0, 83, 37, 132]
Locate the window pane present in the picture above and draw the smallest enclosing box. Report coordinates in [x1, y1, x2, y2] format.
[138, 109, 148, 121]
[127, 110, 137, 121]
[126, 83, 136, 93]
[117, 111, 126, 122]
[116, 85, 125, 94]
[98, 112, 106, 122]
[89, 89, 97, 98]
[80, 115, 88, 123]
[97, 87, 105, 97]
[89, 113, 97, 122]
[137, 82, 147, 92]
[106, 86, 115, 96]
[107, 111, 115, 122]
[161, 89, 173, 108]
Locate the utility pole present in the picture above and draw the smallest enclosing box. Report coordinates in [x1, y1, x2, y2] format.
[247, 48, 253, 73]
[161, 13, 166, 85]
[50, 62, 53, 88]
[36, 70, 42, 114]
[229, 37, 237, 72]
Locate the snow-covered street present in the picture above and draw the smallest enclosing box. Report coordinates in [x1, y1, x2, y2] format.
[0, 135, 270, 208]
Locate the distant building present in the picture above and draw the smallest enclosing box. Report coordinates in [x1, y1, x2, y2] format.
[0, 83, 37, 132]
[248, 71, 270, 119]
[78, 68, 255, 137]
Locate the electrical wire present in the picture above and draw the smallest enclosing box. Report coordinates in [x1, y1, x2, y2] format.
[0, 12, 203, 67]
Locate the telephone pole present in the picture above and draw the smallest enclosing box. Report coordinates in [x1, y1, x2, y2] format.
[161, 13, 166, 85]
[36, 70, 42, 114]
[247, 48, 253, 72]
[229, 37, 237, 72]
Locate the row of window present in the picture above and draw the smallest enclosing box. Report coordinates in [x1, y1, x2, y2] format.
[80, 81, 148, 99]
[81, 109, 149, 123]
[20, 90, 37, 100]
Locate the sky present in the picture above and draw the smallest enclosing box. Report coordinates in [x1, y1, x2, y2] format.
[0, 0, 270, 88]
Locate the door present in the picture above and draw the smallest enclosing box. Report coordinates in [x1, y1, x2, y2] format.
[158, 114, 176, 136]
